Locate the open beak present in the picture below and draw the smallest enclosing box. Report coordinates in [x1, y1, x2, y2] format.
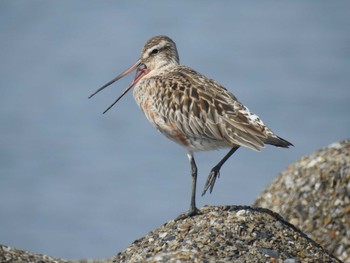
[89, 58, 148, 114]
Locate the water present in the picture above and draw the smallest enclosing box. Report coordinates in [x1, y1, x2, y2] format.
[0, 1, 349, 260]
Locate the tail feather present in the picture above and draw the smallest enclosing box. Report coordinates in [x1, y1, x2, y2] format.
[266, 136, 293, 148]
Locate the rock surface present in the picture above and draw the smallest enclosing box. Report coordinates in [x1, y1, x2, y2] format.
[113, 206, 340, 262]
[0, 244, 69, 263]
[0, 244, 108, 263]
[254, 140, 350, 262]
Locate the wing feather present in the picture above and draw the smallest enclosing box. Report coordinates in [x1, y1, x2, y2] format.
[153, 66, 269, 151]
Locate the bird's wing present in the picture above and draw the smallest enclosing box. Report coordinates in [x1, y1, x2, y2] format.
[154, 67, 269, 151]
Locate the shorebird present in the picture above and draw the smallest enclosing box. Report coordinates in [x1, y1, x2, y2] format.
[89, 35, 293, 219]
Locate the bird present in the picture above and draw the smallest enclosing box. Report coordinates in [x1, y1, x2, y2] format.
[89, 35, 293, 219]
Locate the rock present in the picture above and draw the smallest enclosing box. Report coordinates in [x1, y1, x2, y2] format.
[254, 139, 350, 262]
[113, 205, 340, 262]
[0, 244, 109, 263]
[0, 244, 70, 263]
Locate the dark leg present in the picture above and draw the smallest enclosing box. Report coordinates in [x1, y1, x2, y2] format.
[175, 152, 201, 220]
[202, 146, 240, 196]
[189, 152, 198, 212]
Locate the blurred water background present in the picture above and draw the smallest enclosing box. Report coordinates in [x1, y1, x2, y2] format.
[0, 0, 349, 260]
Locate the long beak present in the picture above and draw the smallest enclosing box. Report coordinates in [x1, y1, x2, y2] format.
[89, 59, 146, 114]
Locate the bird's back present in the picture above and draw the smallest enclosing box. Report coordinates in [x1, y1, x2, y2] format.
[133, 65, 291, 152]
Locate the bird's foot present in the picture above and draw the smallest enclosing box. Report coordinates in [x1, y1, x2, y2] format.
[175, 207, 201, 221]
[202, 167, 220, 196]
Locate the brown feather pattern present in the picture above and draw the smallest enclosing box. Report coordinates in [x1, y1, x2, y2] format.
[134, 63, 287, 152]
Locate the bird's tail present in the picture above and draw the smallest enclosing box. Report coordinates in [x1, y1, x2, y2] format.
[265, 135, 293, 148]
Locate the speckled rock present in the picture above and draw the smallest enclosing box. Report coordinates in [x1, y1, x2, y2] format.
[254, 140, 350, 262]
[0, 244, 70, 263]
[0, 244, 109, 263]
[113, 206, 340, 262]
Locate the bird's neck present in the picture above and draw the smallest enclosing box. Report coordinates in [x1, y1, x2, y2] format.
[150, 62, 178, 75]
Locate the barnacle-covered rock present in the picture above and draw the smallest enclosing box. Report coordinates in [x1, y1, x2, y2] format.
[113, 206, 340, 262]
[255, 140, 349, 262]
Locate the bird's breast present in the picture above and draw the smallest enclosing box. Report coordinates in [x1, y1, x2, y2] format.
[132, 78, 190, 147]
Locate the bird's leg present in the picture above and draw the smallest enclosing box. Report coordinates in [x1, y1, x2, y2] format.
[189, 152, 198, 212]
[175, 152, 201, 220]
[202, 146, 240, 196]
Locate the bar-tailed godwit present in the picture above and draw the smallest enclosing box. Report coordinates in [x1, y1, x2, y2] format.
[89, 35, 293, 219]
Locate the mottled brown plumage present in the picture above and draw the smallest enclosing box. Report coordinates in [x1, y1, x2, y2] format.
[89, 35, 293, 219]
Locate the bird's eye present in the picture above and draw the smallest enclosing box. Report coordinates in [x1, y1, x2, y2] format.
[151, 48, 159, 55]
